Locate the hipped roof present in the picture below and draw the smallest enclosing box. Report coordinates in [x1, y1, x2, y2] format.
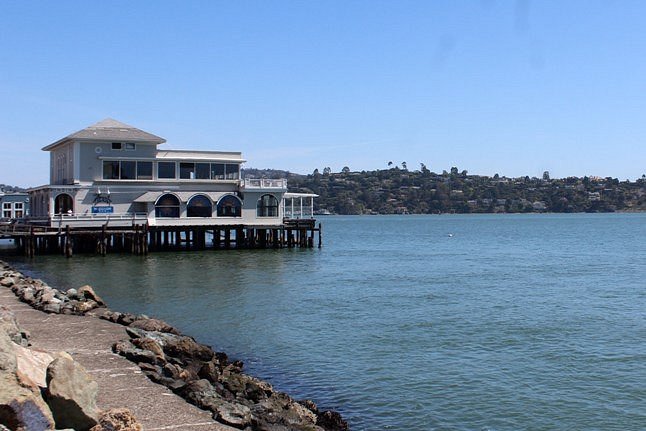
[43, 118, 166, 151]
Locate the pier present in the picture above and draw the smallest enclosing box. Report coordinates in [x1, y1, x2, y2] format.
[0, 218, 321, 257]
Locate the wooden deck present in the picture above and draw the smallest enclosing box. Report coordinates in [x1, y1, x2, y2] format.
[0, 219, 321, 257]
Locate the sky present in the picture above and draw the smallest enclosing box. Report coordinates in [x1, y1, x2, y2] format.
[1, 0, 645, 187]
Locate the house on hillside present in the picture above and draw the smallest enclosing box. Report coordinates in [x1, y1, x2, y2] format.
[28, 119, 315, 228]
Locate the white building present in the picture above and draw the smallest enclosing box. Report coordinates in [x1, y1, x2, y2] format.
[29, 119, 314, 228]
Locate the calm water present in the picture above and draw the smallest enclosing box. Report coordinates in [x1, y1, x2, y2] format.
[5, 214, 646, 430]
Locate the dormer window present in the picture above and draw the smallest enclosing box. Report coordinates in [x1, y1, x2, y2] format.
[112, 142, 122, 150]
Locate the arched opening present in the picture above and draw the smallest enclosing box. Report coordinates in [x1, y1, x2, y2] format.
[217, 195, 242, 217]
[155, 194, 180, 218]
[54, 193, 74, 215]
[187, 194, 212, 217]
[257, 194, 279, 217]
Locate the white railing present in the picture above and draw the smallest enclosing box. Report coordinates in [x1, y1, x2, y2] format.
[52, 212, 148, 222]
[284, 208, 314, 219]
[243, 178, 287, 189]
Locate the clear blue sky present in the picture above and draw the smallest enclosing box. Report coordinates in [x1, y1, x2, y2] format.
[1, 0, 645, 187]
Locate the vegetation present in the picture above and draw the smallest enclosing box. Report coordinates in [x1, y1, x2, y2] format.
[243, 167, 646, 215]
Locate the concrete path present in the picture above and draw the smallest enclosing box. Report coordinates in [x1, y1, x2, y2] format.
[0, 287, 235, 431]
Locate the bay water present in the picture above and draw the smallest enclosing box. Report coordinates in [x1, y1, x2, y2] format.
[6, 214, 646, 430]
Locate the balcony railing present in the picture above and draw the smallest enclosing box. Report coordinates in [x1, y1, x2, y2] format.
[242, 178, 287, 190]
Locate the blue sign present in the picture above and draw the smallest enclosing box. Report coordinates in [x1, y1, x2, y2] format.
[92, 206, 114, 214]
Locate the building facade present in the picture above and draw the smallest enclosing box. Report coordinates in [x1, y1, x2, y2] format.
[0, 192, 30, 219]
[29, 119, 301, 228]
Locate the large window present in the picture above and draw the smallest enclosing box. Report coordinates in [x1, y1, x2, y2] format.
[137, 161, 153, 180]
[211, 163, 239, 180]
[103, 161, 120, 179]
[257, 194, 279, 217]
[196, 163, 210, 179]
[103, 160, 152, 180]
[2, 203, 11, 218]
[180, 162, 195, 179]
[225, 163, 239, 180]
[158, 162, 176, 179]
[155, 194, 180, 218]
[121, 161, 136, 180]
[217, 195, 242, 217]
[187, 195, 212, 217]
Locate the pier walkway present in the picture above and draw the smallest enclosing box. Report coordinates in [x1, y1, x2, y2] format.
[0, 287, 235, 430]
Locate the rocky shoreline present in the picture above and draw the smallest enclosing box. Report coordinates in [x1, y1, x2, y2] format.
[0, 260, 348, 431]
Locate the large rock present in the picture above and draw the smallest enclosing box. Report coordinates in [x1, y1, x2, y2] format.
[14, 344, 54, 389]
[45, 355, 99, 430]
[0, 333, 55, 430]
[179, 379, 252, 429]
[89, 408, 143, 431]
[129, 318, 179, 334]
[0, 306, 29, 346]
[77, 285, 105, 306]
[316, 410, 349, 431]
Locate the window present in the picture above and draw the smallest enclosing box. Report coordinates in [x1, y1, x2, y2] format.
[217, 195, 242, 217]
[187, 195, 212, 217]
[225, 164, 239, 180]
[211, 163, 225, 180]
[121, 161, 136, 180]
[125, 143, 136, 150]
[103, 161, 120, 179]
[155, 194, 180, 218]
[158, 162, 176, 179]
[137, 161, 153, 180]
[257, 194, 279, 217]
[180, 162, 196, 179]
[2, 203, 11, 218]
[112, 142, 122, 150]
[13, 202, 23, 219]
[196, 163, 210, 179]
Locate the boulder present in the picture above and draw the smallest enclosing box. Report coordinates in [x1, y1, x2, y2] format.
[42, 301, 62, 314]
[75, 300, 99, 314]
[179, 379, 252, 428]
[163, 335, 214, 361]
[316, 410, 348, 431]
[112, 340, 159, 365]
[0, 306, 29, 346]
[65, 288, 79, 300]
[0, 333, 55, 430]
[77, 285, 105, 306]
[129, 318, 179, 334]
[45, 356, 99, 430]
[14, 344, 54, 389]
[131, 337, 165, 361]
[89, 408, 142, 431]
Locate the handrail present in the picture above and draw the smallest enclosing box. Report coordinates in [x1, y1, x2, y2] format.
[242, 178, 287, 189]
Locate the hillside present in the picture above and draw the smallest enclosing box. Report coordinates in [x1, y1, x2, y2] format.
[244, 168, 646, 215]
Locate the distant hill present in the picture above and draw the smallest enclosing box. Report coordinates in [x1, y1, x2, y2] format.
[0, 184, 27, 193]
[285, 168, 646, 214]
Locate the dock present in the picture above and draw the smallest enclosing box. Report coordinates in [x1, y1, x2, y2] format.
[0, 218, 322, 257]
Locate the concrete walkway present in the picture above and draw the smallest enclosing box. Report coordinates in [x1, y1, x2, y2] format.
[0, 287, 235, 431]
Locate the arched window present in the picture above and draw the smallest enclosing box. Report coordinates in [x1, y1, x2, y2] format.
[257, 194, 279, 217]
[187, 194, 212, 217]
[155, 194, 180, 218]
[54, 194, 74, 215]
[217, 195, 242, 217]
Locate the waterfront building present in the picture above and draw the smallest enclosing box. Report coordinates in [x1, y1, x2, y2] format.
[0, 192, 30, 219]
[4, 119, 320, 256]
[28, 118, 313, 228]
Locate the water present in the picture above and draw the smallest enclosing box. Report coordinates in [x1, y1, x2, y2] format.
[5, 214, 646, 430]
